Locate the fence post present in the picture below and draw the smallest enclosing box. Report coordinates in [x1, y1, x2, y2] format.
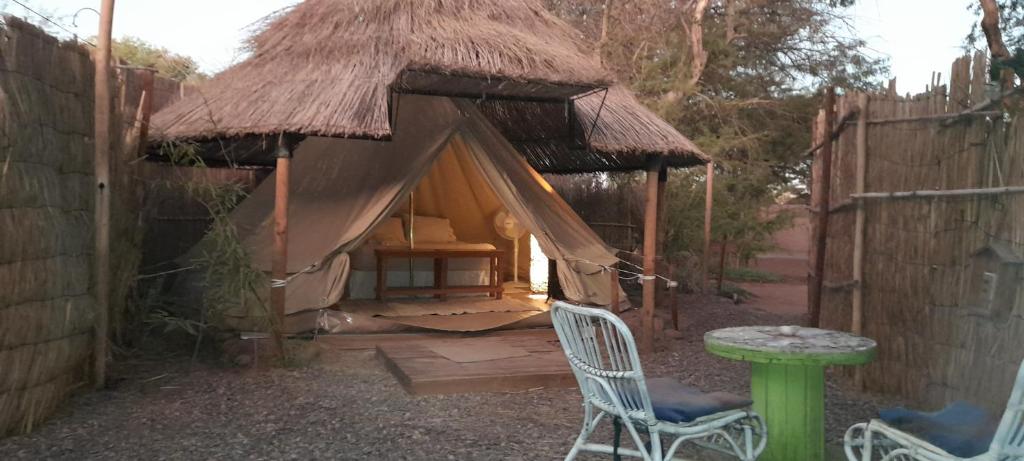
[808, 87, 836, 328]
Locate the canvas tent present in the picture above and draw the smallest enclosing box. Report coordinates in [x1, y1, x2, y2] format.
[151, 0, 708, 345]
[226, 95, 618, 315]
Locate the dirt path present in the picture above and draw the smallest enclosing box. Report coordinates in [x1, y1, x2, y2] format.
[738, 281, 809, 316]
[0, 295, 894, 460]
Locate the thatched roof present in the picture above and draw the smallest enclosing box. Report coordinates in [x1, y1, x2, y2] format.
[481, 86, 708, 172]
[152, 0, 611, 140]
[151, 0, 707, 172]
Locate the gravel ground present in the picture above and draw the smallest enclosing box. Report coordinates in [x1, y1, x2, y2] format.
[0, 295, 898, 460]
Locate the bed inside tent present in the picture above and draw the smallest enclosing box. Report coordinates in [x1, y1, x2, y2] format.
[191, 95, 626, 335]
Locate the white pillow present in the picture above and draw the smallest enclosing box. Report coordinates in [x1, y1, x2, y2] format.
[408, 216, 457, 243]
[370, 217, 407, 244]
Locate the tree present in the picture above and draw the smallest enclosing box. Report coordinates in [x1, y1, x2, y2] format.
[111, 36, 207, 82]
[969, 0, 1024, 86]
[545, 0, 886, 266]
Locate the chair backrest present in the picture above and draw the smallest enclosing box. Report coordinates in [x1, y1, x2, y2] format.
[991, 359, 1024, 458]
[551, 301, 656, 423]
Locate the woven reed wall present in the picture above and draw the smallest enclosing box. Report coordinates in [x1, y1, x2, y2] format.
[814, 52, 1024, 411]
[139, 164, 269, 269]
[0, 18, 96, 435]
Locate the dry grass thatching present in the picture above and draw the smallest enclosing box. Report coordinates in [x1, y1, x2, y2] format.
[151, 0, 706, 171]
[481, 86, 708, 172]
[152, 0, 611, 141]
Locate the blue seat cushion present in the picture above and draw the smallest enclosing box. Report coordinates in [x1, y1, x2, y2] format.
[879, 401, 998, 458]
[645, 378, 753, 423]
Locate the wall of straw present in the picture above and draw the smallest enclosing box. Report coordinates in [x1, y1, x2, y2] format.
[0, 18, 96, 435]
[814, 52, 1024, 411]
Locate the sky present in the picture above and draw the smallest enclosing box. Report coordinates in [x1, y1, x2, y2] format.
[2, 0, 982, 94]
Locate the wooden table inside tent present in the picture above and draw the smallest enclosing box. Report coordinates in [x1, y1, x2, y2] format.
[374, 248, 504, 301]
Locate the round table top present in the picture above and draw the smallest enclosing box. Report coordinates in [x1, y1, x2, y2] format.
[704, 325, 877, 366]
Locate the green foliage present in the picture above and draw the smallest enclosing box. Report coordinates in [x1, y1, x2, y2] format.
[111, 36, 207, 82]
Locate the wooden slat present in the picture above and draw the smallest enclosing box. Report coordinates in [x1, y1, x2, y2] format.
[375, 333, 574, 395]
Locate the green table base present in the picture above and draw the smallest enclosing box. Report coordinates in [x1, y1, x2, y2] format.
[751, 362, 825, 461]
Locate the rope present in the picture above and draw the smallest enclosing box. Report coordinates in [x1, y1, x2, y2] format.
[561, 255, 679, 286]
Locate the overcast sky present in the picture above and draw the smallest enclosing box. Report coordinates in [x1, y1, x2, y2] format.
[3, 0, 982, 94]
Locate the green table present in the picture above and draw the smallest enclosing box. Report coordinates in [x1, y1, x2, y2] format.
[705, 326, 876, 461]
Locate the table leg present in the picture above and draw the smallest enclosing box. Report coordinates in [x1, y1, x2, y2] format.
[750, 362, 825, 461]
[376, 255, 385, 301]
[495, 254, 503, 300]
[439, 257, 448, 301]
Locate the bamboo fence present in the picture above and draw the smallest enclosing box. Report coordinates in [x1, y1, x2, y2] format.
[813, 52, 1024, 411]
[0, 18, 188, 435]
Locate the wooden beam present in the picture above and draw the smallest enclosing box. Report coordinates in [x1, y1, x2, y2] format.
[641, 156, 662, 354]
[271, 136, 293, 353]
[92, 0, 115, 389]
[808, 87, 836, 328]
[702, 162, 714, 293]
[852, 186, 1024, 200]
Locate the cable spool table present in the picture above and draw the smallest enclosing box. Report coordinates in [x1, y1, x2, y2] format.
[704, 326, 876, 461]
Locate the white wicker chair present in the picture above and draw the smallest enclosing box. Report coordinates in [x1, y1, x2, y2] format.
[844, 359, 1024, 461]
[550, 301, 767, 461]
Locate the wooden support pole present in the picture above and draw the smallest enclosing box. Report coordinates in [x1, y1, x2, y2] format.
[271, 136, 293, 353]
[669, 263, 679, 331]
[852, 93, 869, 388]
[808, 87, 836, 328]
[852, 93, 868, 338]
[655, 166, 668, 305]
[702, 162, 714, 293]
[92, 0, 115, 389]
[610, 266, 620, 313]
[641, 156, 662, 355]
[136, 69, 155, 156]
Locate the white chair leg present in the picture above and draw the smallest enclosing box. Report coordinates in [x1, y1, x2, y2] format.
[649, 431, 663, 461]
[565, 403, 594, 461]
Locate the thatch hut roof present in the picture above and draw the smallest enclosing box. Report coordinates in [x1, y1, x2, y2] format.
[151, 0, 707, 172]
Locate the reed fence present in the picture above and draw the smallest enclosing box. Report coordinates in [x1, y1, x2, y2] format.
[812, 52, 1024, 411]
[0, 17, 190, 435]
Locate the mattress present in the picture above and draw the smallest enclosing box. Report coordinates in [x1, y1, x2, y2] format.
[349, 240, 497, 271]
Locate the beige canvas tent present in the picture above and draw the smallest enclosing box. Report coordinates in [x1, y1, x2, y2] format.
[228, 95, 619, 314]
[151, 0, 707, 342]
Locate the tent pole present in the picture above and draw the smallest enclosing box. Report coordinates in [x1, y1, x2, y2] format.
[271, 135, 292, 354]
[641, 156, 663, 355]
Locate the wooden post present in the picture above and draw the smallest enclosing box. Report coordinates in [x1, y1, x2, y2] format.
[852, 93, 869, 388]
[610, 265, 620, 313]
[655, 166, 668, 305]
[808, 87, 836, 328]
[136, 69, 155, 156]
[271, 136, 293, 353]
[669, 263, 679, 331]
[641, 156, 662, 354]
[852, 93, 868, 338]
[92, 0, 115, 389]
[717, 234, 728, 293]
[702, 162, 714, 293]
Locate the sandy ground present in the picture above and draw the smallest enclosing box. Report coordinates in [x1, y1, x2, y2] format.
[738, 282, 809, 316]
[0, 294, 896, 460]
